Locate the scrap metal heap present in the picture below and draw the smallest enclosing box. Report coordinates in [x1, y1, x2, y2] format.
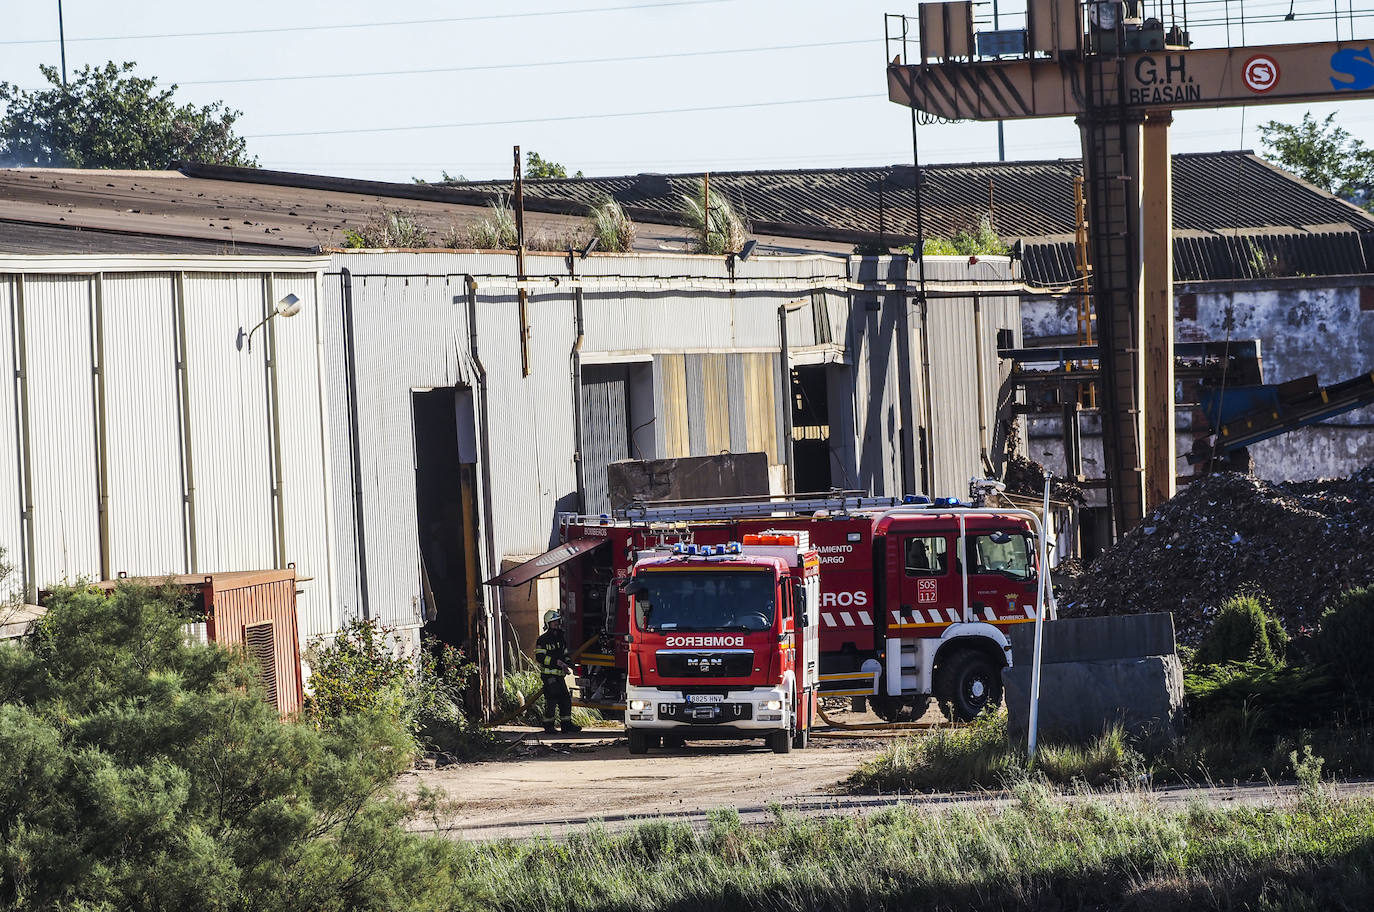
[1056, 465, 1374, 646]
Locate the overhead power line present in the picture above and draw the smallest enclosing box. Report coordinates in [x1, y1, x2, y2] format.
[246, 93, 887, 139]
[183, 37, 878, 86]
[0, 0, 740, 46]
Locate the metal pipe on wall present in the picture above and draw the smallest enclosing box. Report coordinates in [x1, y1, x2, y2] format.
[265, 274, 288, 569]
[93, 273, 112, 581]
[778, 302, 795, 494]
[173, 272, 198, 574]
[14, 276, 36, 602]
[569, 254, 587, 512]
[466, 275, 503, 713]
[340, 268, 370, 619]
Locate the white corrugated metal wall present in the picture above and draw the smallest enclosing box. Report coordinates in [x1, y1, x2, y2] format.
[0, 256, 335, 652]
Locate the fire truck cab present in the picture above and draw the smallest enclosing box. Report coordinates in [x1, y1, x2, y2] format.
[622, 535, 820, 754]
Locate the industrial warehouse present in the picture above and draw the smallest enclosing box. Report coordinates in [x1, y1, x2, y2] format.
[0, 242, 1019, 707]
[4, 0, 1374, 907]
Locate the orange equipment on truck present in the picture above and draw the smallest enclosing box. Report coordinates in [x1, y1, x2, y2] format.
[551, 486, 1055, 735]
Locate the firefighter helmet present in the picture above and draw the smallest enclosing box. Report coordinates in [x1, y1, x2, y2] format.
[543, 610, 562, 628]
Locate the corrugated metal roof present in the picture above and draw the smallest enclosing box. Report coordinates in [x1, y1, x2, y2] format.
[456, 150, 1374, 246]
[1025, 229, 1371, 284]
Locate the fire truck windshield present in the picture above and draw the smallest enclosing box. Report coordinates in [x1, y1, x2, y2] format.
[969, 532, 1035, 580]
[632, 570, 776, 633]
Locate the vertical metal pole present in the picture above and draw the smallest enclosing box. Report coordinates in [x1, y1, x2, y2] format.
[514, 146, 530, 377]
[174, 272, 198, 574]
[265, 275, 288, 569]
[778, 303, 795, 494]
[93, 274, 111, 580]
[993, 0, 1004, 160]
[14, 277, 36, 603]
[57, 0, 68, 86]
[340, 269, 370, 619]
[703, 172, 712, 247]
[1027, 474, 1052, 759]
[1142, 113, 1176, 511]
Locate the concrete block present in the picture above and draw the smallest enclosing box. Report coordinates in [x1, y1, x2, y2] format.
[1003, 654, 1185, 745]
[1008, 612, 1177, 664]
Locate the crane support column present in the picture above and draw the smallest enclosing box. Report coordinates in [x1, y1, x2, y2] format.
[1142, 112, 1175, 511]
[1078, 101, 1146, 533]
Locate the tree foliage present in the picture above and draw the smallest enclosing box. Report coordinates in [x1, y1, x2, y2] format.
[1258, 111, 1374, 209]
[0, 584, 461, 911]
[524, 150, 581, 179]
[0, 62, 256, 169]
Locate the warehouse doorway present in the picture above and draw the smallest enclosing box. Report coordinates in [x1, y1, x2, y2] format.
[791, 364, 832, 493]
[411, 387, 482, 659]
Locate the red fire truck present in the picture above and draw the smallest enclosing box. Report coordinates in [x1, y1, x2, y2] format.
[620, 534, 820, 754]
[554, 491, 1053, 733]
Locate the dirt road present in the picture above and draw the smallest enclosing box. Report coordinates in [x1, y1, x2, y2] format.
[401, 727, 890, 841]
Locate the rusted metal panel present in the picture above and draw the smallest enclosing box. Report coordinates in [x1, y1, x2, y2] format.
[201, 570, 304, 716]
[23, 275, 101, 585]
[100, 273, 186, 576]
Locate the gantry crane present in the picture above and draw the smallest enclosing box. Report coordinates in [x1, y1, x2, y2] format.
[886, 0, 1374, 536]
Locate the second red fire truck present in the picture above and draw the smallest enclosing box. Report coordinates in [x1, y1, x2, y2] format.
[554, 488, 1054, 745]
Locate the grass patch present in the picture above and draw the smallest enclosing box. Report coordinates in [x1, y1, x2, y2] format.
[849, 711, 1144, 792]
[498, 662, 605, 729]
[440, 792, 1374, 911]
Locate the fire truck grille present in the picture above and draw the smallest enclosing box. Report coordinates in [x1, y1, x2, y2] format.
[655, 650, 754, 678]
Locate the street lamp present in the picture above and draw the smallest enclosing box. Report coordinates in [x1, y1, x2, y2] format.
[240, 294, 302, 352]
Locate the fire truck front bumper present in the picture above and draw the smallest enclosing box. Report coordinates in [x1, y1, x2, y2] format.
[624, 684, 790, 731]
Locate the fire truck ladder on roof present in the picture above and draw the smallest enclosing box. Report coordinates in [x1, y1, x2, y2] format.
[619, 493, 910, 524]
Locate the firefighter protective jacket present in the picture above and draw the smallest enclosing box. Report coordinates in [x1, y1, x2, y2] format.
[535, 629, 569, 678]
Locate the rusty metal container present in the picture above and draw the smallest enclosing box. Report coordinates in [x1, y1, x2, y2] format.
[91, 569, 304, 716]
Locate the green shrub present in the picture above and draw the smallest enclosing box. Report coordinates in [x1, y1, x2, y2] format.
[306, 618, 498, 758]
[1194, 592, 1289, 667]
[1184, 661, 1337, 734]
[498, 657, 603, 729]
[0, 583, 461, 911]
[1314, 585, 1374, 710]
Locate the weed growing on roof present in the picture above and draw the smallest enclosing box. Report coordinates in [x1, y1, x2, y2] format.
[589, 196, 635, 252]
[681, 180, 747, 255]
[342, 208, 432, 248]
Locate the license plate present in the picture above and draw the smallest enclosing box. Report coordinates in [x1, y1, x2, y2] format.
[685, 694, 724, 703]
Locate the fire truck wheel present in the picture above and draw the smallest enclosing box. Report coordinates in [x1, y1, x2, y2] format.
[769, 729, 793, 754]
[628, 730, 650, 755]
[933, 650, 1003, 723]
[871, 695, 932, 723]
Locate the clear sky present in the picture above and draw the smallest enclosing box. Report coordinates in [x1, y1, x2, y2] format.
[2, 0, 1372, 183]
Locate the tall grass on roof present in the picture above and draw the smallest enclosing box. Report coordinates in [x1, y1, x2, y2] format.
[589, 197, 635, 253]
[682, 180, 748, 256]
[342, 208, 432, 249]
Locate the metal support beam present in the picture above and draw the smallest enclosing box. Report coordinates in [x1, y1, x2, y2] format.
[1142, 112, 1176, 511]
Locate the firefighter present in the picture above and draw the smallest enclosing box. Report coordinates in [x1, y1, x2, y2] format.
[535, 611, 581, 734]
